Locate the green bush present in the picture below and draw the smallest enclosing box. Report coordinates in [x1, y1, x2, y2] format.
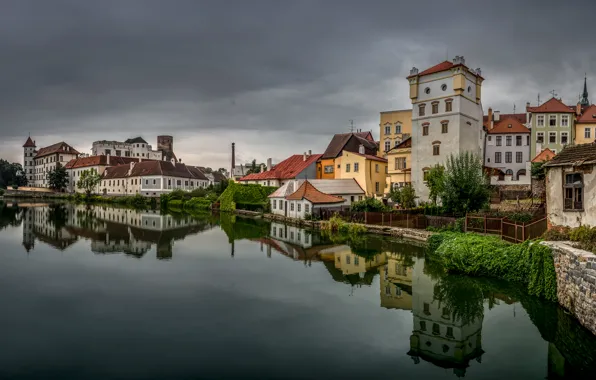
[0, 189, 4, 196]
[217, 182, 276, 211]
[542, 226, 570, 241]
[430, 232, 557, 302]
[185, 197, 212, 211]
[168, 200, 183, 209]
[350, 197, 387, 212]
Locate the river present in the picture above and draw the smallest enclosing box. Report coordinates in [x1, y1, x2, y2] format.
[1, 201, 595, 379]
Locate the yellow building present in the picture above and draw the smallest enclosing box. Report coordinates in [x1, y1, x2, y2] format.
[379, 109, 413, 153]
[339, 149, 388, 197]
[333, 248, 387, 275]
[317, 131, 378, 179]
[385, 137, 412, 194]
[575, 104, 596, 144]
[380, 253, 414, 310]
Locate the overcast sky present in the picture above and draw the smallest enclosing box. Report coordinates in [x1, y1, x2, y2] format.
[1, 0, 595, 169]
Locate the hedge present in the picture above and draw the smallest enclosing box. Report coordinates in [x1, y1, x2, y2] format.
[218, 182, 276, 211]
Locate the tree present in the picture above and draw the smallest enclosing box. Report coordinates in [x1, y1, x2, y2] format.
[441, 152, 490, 214]
[0, 160, 27, 188]
[390, 184, 417, 209]
[77, 169, 101, 196]
[531, 161, 546, 180]
[47, 164, 68, 191]
[426, 165, 445, 205]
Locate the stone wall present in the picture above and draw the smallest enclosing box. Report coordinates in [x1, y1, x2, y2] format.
[543, 241, 596, 336]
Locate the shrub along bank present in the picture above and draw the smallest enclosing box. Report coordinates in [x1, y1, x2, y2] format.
[69, 193, 155, 209]
[543, 225, 596, 254]
[160, 188, 218, 213]
[427, 232, 557, 302]
[217, 182, 276, 212]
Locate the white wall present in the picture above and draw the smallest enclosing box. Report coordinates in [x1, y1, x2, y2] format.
[547, 165, 596, 228]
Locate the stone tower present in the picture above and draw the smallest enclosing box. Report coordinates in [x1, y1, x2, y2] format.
[408, 56, 484, 201]
[157, 135, 174, 154]
[23, 136, 36, 184]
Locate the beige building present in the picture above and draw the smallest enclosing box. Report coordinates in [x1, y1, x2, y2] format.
[379, 253, 414, 310]
[339, 148, 388, 197]
[380, 109, 413, 153]
[385, 137, 412, 192]
[574, 104, 596, 144]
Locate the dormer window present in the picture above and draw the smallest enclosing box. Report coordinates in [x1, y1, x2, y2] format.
[508, 124, 512, 128]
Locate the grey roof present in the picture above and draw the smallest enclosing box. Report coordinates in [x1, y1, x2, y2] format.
[269, 179, 365, 198]
[125, 137, 148, 144]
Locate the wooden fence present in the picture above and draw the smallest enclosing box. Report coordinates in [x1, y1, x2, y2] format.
[317, 208, 456, 230]
[465, 214, 547, 243]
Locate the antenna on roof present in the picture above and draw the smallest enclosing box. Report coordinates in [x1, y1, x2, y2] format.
[349, 119, 354, 133]
[537, 93, 541, 105]
[513, 103, 516, 114]
[549, 89, 558, 99]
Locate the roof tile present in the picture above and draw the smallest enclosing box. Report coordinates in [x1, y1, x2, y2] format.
[285, 181, 344, 204]
[487, 117, 530, 134]
[238, 153, 322, 181]
[544, 144, 596, 167]
[527, 97, 575, 113]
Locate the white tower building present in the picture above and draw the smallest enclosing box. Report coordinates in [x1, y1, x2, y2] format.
[408, 56, 484, 201]
[23, 136, 37, 184]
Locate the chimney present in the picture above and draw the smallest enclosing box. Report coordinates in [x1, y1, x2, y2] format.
[128, 162, 135, 176]
[260, 164, 266, 173]
[493, 111, 500, 122]
[303, 152, 307, 161]
[487, 107, 493, 130]
[358, 144, 365, 154]
[453, 55, 465, 65]
[179, 158, 182, 163]
[308, 149, 312, 156]
[231, 142, 236, 169]
[576, 102, 582, 116]
[409, 67, 419, 76]
[266, 158, 272, 171]
[526, 102, 531, 127]
[107, 153, 110, 165]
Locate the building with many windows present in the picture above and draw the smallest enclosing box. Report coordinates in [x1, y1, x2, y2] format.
[408, 56, 484, 201]
[379, 109, 412, 153]
[91, 135, 177, 161]
[316, 131, 378, 180]
[527, 97, 575, 158]
[385, 137, 412, 192]
[23, 138, 80, 188]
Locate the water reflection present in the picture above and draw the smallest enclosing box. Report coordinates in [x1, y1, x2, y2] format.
[1, 202, 596, 378]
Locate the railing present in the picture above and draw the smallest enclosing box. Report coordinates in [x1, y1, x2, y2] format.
[465, 214, 547, 243]
[317, 207, 456, 230]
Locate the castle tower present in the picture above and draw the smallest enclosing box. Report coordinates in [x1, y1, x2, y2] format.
[157, 135, 174, 154]
[22, 208, 35, 252]
[23, 136, 36, 184]
[408, 56, 484, 201]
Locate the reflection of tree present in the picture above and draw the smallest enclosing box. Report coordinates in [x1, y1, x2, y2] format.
[433, 275, 491, 326]
[219, 214, 270, 243]
[0, 202, 22, 230]
[47, 204, 68, 230]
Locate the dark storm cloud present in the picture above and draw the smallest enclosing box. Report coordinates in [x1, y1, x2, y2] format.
[1, 0, 595, 167]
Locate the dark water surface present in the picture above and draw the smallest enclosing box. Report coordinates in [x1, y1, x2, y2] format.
[1, 201, 595, 380]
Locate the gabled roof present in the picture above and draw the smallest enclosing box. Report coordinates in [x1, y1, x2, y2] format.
[23, 137, 36, 148]
[238, 153, 322, 181]
[388, 137, 412, 152]
[269, 179, 365, 198]
[65, 155, 148, 169]
[35, 142, 80, 158]
[322, 132, 376, 159]
[544, 144, 596, 167]
[483, 113, 527, 126]
[526, 97, 575, 113]
[407, 59, 482, 79]
[532, 148, 556, 163]
[487, 117, 530, 134]
[575, 104, 596, 123]
[102, 161, 208, 180]
[124, 137, 148, 144]
[345, 150, 388, 162]
[285, 181, 344, 204]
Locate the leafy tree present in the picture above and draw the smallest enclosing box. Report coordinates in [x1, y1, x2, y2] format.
[0, 160, 27, 188]
[426, 165, 445, 205]
[390, 184, 417, 209]
[531, 161, 546, 180]
[47, 163, 69, 191]
[350, 197, 387, 212]
[441, 152, 490, 214]
[77, 169, 101, 196]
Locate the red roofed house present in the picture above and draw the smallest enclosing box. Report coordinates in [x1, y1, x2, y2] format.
[23, 138, 80, 188]
[527, 97, 576, 158]
[238, 151, 322, 187]
[483, 111, 531, 185]
[270, 180, 346, 219]
[408, 56, 484, 202]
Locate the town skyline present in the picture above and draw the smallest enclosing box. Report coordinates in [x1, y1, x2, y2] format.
[1, 0, 595, 168]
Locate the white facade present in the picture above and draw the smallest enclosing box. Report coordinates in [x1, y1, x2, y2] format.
[99, 174, 209, 197]
[409, 57, 484, 201]
[92, 139, 163, 160]
[31, 151, 79, 188]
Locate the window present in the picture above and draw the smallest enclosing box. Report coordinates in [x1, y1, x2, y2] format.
[375, 182, 379, 192]
[354, 257, 359, 266]
[445, 99, 452, 112]
[324, 165, 334, 174]
[105, 149, 111, 155]
[350, 196, 354, 202]
[496, 136, 502, 146]
[446, 327, 454, 338]
[433, 145, 440, 155]
[467, 86, 471, 93]
[305, 204, 310, 213]
[420, 321, 427, 331]
[297, 203, 301, 212]
[346, 163, 351, 173]
[418, 104, 426, 116]
[537, 132, 544, 143]
[561, 115, 569, 127]
[59, 155, 63, 162]
[422, 125, 429, 136]
[395, 157, 406, 170]
[585, 128, 591, 139]
[358, 196, 363, 200]
[115, 150, 121, 156]
[423, 303, 431, 315]
[346, 256, 351, 265]
[441, 84, 447, 91]
[185, 181, 189, 186]
[394, 140, 400, 148]
[375, 164, 379, 173]
[177, 180, 181, 186]
[424, 87, 430, 94]
[488, 136, 492, 142]
[272, 200, 276, 209]
[549, 131, 557, 143]
[516, 136, 522, 146]
[549, 115, 557, 126]
[526, 135, 530, 145]
[564, 173, 583, 211]
[495, 152, 502, 163]
[505, 152, 512, 163]
[354, 162, 359, 172]
[506, 169, 513, 176]
[561, 132, 568, 145]
[385, 125, 391, 135]
[385, 285, 391, 295]
[506, 136, 512, 146]
[537, 115, 545, 127]
[441, 122, 448, 133]
[516, 152, 523, 163]
[153, 179, 156, 185]
[384, 141, 391, 152]
[395, 124, 401, 134]
[431, 102, 439, 114]
[290, 202, 294, 211]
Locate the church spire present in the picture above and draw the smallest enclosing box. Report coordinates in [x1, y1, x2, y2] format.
[580, 74, 590, 106]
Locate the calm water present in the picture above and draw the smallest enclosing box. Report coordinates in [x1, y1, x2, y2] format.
[1, 201, 596, 380]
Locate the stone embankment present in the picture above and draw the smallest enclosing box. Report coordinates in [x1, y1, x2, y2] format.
[543, 241, 596, 336]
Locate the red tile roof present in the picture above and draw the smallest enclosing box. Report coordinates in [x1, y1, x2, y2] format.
[65, 155, 149, 169]
[526, 97, 575, 113]
[286, 181, 344, 204]
[407, 60, 482, 79]
[483, 113, 527, 126]
[575, 104, 596, 123]
[238, 153, 322, 181]
[487, 117, 530, 134]
[532, 148, 556, 163]
[35, 142, 80, 159]
[346, 151, 388, 162]
[102, 161, 207, 180]
[23, 137, 36, 148]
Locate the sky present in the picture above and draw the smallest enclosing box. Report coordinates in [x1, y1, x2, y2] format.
[1, 0, 595, 170]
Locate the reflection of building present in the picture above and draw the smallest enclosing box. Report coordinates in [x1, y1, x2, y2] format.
[379, 253, 413, 311]
[408, 259, 484, 377]
[333, 248, 386, 276]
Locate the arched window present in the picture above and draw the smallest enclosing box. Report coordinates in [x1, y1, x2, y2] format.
[517, 169, 527, 178]
[505, 169, 513, 176]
